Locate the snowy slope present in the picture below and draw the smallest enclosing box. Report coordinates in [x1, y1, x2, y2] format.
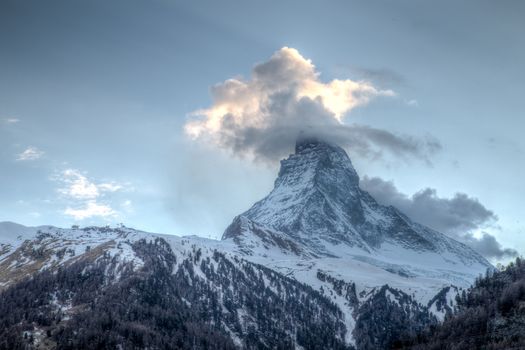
[0, 223, 149, 289]
[0, 221, 40, 248]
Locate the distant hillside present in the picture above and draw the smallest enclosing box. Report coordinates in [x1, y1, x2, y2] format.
[397, 257, 525, 350]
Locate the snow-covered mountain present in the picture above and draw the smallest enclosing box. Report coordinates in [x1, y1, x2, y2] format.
[226, 137, 489, 267]
[0, 139, 492, 349]
[221, 137, 492, 346]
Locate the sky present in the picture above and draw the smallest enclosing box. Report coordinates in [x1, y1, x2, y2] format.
[1, 0, 524, 262]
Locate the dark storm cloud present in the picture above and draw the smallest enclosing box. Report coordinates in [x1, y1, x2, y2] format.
[360, 176, 515, 259]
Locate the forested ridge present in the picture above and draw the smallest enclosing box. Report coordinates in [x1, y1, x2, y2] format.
[0, 238, 351, 350]
[397, 257, 525, 350]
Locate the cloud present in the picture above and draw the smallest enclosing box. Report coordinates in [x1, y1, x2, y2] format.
[406, 99, 419, 107]
[121, 199, 134, 213]
[57, 169, 126, 220]
[361, 176, 497, 234]
[463, 232, 518, 260]
[64, 201, 116, 220]
[59, 169, 100, 199]
[4, 118, 20, 124]
[185, 47, 439, 163]
[16, 147, 44, 161]
[98, 183, 123, 192]
[360, 176, 517, 259]
[28, 212, 41, 218]
[348, 67, 406, 86]
[59, 169, 124, 200]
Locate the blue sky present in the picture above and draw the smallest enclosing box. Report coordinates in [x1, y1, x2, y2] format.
[1, 0, 524, 261]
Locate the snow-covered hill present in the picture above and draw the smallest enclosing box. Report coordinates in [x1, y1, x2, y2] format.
[0, 222, 351, 349]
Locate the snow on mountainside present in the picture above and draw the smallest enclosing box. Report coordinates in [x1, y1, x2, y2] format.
[223, 138, 490, 277]
[0, 223, 147, 289]
[227, 137, 490, 266]
[0, 139, 493, 349]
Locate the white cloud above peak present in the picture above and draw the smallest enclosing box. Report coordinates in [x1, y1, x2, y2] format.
[185, 47, 437, 163]
[186, 47, 393, 137]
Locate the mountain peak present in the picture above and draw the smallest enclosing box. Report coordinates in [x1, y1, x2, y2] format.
[285, 137, 360, 185]
[225, 139, 370, 249]
[294, 134, 343, 155]
[294, 134, 325, 153]
[223, 139, 491, 270]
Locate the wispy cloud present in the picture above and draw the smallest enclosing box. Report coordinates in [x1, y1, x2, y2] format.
[4, 118, 20, 124]
[64, 201, 116, 220]
[59, 169, 100, 199]
[58, 169, 125, 200]
[121, 199, 134, 214]
[56, 168, 128, 220]
[406, 99, 419, 107]
[98, 183, 123, 192]
[16, 147, 44, 161]
[347, 66, 406, 86]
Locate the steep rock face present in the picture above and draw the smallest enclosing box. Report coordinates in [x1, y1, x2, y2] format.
[240, 139, 372, 251]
